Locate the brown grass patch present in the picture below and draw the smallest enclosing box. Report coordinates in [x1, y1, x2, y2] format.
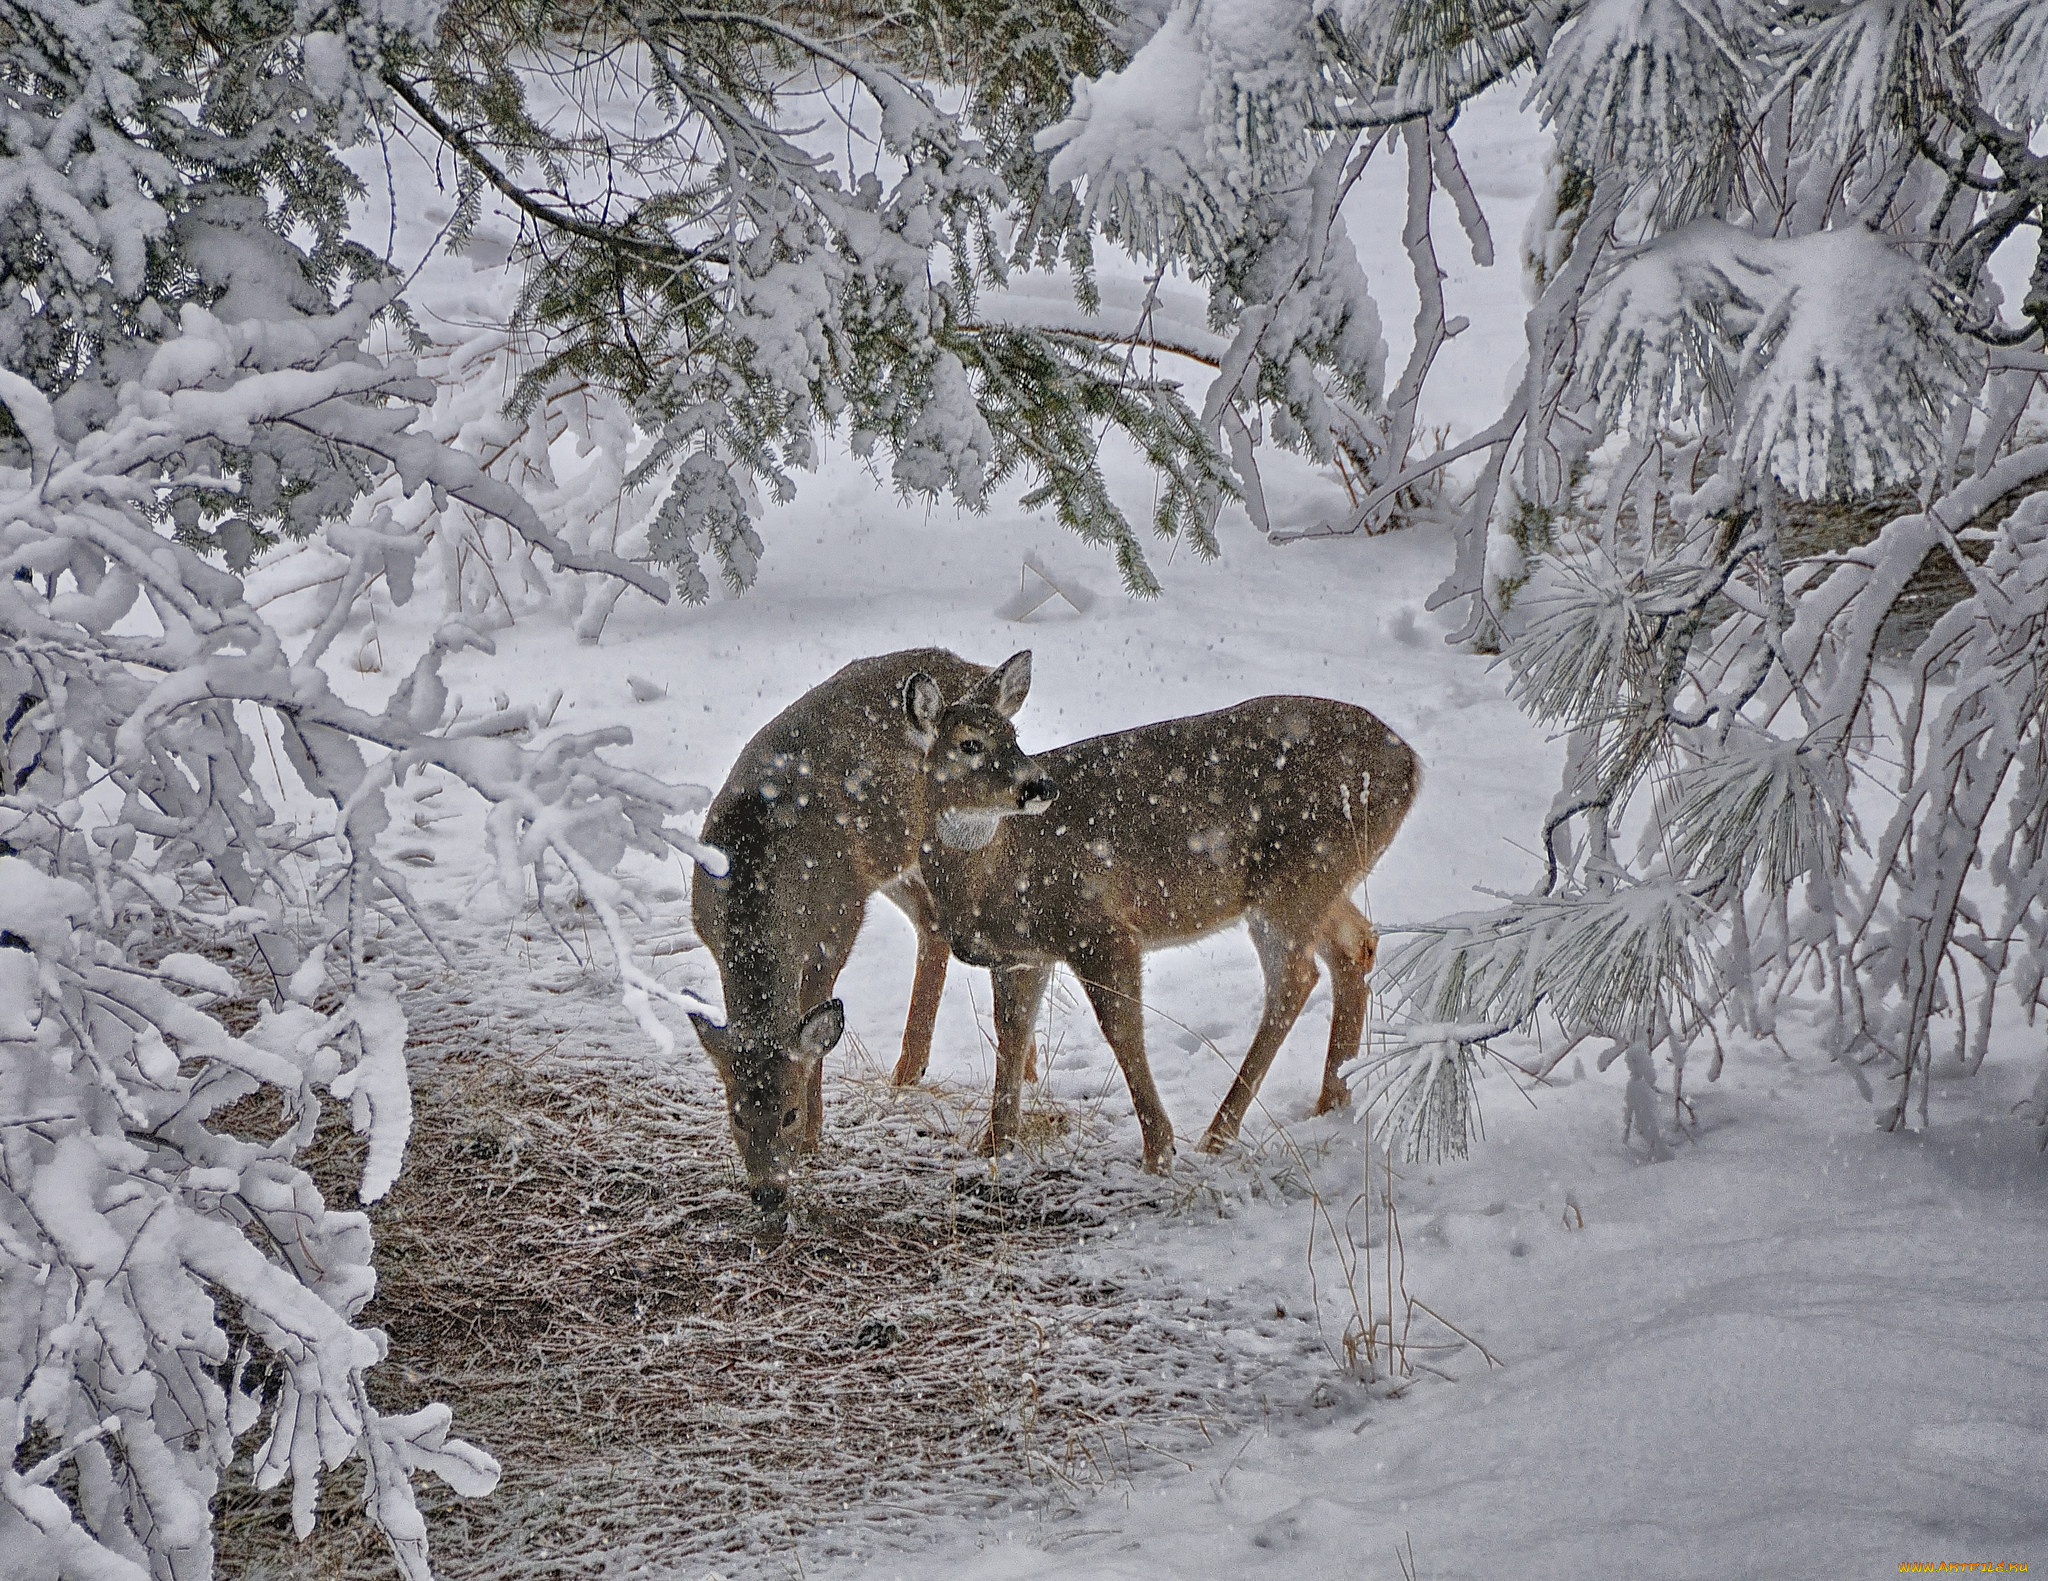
[212, 980, 1238, 1580]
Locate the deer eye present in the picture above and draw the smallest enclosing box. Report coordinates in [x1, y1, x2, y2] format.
[782, 1107, 799, 1127]
[959, 738, 986, 757]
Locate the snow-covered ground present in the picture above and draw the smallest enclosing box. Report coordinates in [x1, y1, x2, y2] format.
[902, 1057, 2048, 1581]
[319, 84, 2048, 1580]
[398, 499, 2048, 1581]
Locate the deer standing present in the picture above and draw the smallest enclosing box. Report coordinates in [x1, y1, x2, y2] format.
[690, 648, 992, 1208]
[904, 652, 1420, 1172]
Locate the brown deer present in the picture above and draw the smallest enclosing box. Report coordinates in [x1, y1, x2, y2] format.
[903, 652, 1420, 1172]
[689, 648, 995, 1209]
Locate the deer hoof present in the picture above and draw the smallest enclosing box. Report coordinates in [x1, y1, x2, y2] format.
[889, 1058, 926, 1087]
[1197, 1126, 1234, 1154]
[1311, 1085, 1353, 1116]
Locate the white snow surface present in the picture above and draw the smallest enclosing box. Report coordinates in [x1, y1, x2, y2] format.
[899, 1077, 2048, 1581]
[319, 84, 2048, 1580]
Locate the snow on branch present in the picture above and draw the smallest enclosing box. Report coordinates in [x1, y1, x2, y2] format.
[1036, 2, 1404, 538]
[1335, 0, 1540, 114]
[1504, 549, 1730, 730]
[1963, 0, 2048, 124]
[1781, 0, 1949, 160]
[1839, 491, 2048, 1129]
[1665, 728, 1848, 901]
[1383, 880, 1716, 1048]
[395, 0, 1165, 597]
[1038, 2, 1258, 265]
[1327, 0, 2048, 1156]
[0, 848, 499, 1579]
[1354, 1031, 1487, 1163]
[1581, 220, 1981, 496]
[1532, 0, 1754, 180]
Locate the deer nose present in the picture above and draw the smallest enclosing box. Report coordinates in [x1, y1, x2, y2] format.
[751, 1181, 788, 1212]
[1018, 777, 1057, 813]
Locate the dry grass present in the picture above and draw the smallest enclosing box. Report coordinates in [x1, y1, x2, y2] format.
[212, 957, 1253, 1580]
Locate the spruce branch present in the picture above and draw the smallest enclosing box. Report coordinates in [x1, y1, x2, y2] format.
[380, 72, 714, 267]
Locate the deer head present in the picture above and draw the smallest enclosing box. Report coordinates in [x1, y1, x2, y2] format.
[689, 998, 844, 1211]
[902, 650, 1056, 849]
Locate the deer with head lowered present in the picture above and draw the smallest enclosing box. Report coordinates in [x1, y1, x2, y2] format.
[689, 648, 995, 1210]
[904, 652, 1420, 1172]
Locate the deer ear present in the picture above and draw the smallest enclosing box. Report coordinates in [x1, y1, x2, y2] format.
[903, 672, 943, 747]
[793, 999, 845, 1062]
[971, 651, 1032, 718]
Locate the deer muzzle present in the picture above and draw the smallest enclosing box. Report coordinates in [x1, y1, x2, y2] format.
[1017, 776, 1057, 813]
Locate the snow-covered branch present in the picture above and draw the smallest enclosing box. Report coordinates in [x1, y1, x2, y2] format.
[0, 229, 713, 1581]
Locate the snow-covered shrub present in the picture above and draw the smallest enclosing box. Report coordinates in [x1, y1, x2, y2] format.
[1037, 0, 1493, 533]
[0, 280, 735, 1579]
[1038, 0, 2048, 1148]
[0, 3, 723, 1574]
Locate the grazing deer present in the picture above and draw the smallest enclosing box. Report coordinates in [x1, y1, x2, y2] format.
[904, 652, 1420, 1172]
[690, 648, 993, 1209]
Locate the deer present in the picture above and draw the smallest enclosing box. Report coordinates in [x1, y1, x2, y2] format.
[689, 648, 998, 1210]
[902, 651, 1420, 1173]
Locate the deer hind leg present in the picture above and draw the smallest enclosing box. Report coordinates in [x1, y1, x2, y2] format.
[1315, 897, 1378, 1116]
[882, 874, 951, 1087]
[1072, 935, 1175, 1173]
[984, 961, 1051, 1157]
[1201, 916, 1320, 1152]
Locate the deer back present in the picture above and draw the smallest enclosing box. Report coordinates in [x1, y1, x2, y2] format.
[921, 696, 1419, 965]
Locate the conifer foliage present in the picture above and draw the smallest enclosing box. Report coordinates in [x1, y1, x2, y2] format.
[386, 0, 1233, 594]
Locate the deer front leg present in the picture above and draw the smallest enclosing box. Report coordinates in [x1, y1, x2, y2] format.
[885, 874, 950, 1086]
[1073, 936, 1174, 1173]
[985, 961, 1051, 1156]
[892, 923, 951, 1086]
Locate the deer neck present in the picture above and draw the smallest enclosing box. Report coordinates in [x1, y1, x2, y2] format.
[919, 814, 1027, 969]
[918, 806, 1012, 914]
[717, 928, 807, 1035]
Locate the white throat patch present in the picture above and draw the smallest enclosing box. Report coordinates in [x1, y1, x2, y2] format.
[936, 808, 1005, 850]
